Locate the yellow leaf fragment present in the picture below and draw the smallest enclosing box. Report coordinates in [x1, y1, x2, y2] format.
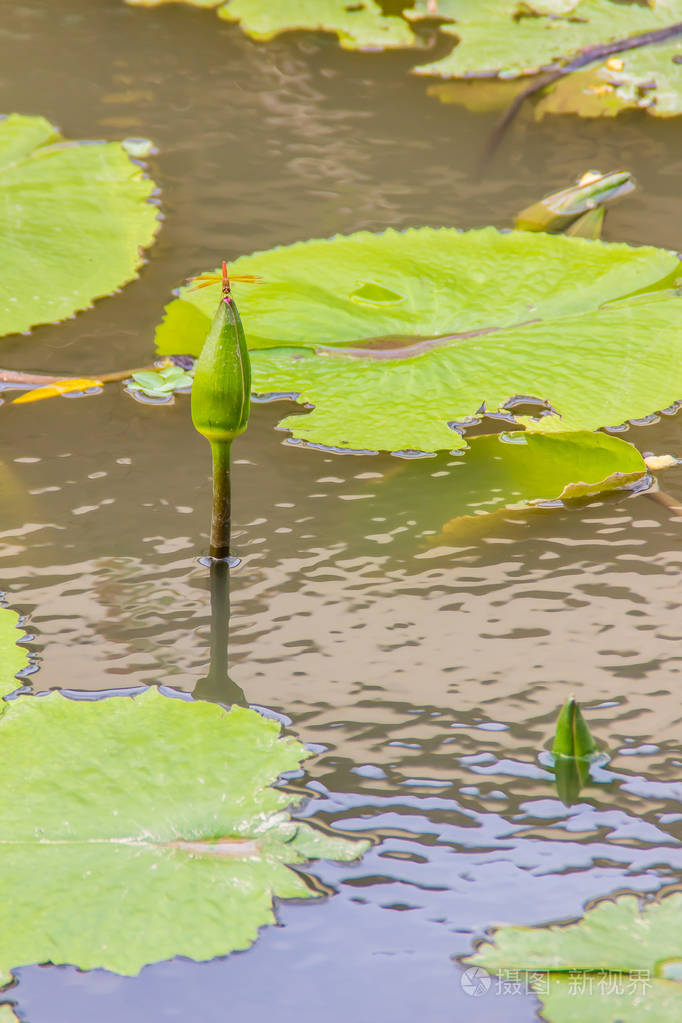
[577, 170, 603, 185]
[12, 378, 103, 404]
[644, 453, 679, 471]
[585, 84, 615, 95]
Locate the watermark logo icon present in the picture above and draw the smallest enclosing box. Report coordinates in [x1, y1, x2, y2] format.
[460, 966, 492, 997]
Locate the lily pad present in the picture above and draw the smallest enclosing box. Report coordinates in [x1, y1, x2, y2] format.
[0, 607, 28, 700]
[0, 114, 159, 339]
[156, 227, 682, 453]
[127, 0, 417, 50]
[0, 689, 368, 984]
[410, 1, 682, 81]
[126, 363, 194, 401]
[536, 39, 682, 118]
[466, 889, 682, 1022]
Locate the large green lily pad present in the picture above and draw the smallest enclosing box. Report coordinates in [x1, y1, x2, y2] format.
[126, 0, 417, 50]
[0, 689, 368, 985]
[156, 227, 682, 453]
[410, 0, 682, 80]
[0, 114, 159, 338]
[466, 889, 682, 1022]
[0, 607, 28, 700]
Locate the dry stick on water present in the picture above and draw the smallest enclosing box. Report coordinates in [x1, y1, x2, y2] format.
[190, 262, 252, 560]
[646, 486, 682, 518]
[2, 363, 161, 404]
[483, 21, 682, 165]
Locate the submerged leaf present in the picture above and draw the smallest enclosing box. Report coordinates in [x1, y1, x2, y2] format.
[537, 38, 682, 118]
[433, 432, 646, 543]
[0, 607, 28, 700]
[466, 889, 682, 1022]
[0, 114, 159, 339]
[156, 228, 682, 453]
[0, 689, 368, 984]
[426, 76, 531, 113]
[126, 0, 417, 50]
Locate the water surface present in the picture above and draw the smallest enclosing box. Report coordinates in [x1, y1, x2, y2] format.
[1, 3, 681, 1020]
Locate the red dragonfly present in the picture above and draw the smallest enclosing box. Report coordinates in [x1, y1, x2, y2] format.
[188, 260, 261, 298]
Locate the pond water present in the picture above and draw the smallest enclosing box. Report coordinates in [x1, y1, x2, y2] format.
[2, 2, 682, 1021]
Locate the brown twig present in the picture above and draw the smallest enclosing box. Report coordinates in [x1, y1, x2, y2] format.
[0, 364, 157, 390]
[646, 487, 682, 518]
[0, 369, 68, 386]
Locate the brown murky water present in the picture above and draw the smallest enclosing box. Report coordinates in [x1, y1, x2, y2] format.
[1, 2, 682, 1020]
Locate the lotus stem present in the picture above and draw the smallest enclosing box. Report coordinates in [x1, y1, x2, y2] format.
[209, 440, 232, 559]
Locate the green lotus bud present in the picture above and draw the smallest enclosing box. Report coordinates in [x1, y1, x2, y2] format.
[191, 262, 251, 445]
[552, 697, 598, 806]
[552, 697, 597, 759]
[190, 262, 252, 560]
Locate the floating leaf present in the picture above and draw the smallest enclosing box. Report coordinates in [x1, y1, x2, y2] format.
[466, 889, 682, 1022]
[127, 364, 193, 399]
[156, 228, 682, 453]
[537, 38, 682, 118]
[0, 689, 368, 985]
[0, 114, 159, 339]
[0, 607, 28, 700]
[0, 1006, 17, 1023]
[514, 171, 634, 233]
[126, 0, 417, 51]
[410, 1, 682, 81]
[12, 378, 103, 404]
[644, 454, 679, 471]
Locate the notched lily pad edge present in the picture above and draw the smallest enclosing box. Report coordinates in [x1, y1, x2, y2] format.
[0, 686, 371, 988]
[0, 113, 163, 340]
[264, 391, 678, 462]
[0, 600, 35, 699]
[460, 879, 682, 976]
